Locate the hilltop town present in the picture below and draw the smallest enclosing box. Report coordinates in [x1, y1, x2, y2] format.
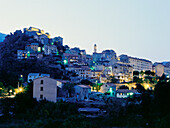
[0, 27, 170, 127]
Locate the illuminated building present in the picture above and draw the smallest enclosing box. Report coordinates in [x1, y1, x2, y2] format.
[91, 70, 103, 80]
[99, 83, 116, 96]
[25, 43, 39, 53]
[92, 49, 117, 65]
[66, 66, 91, 80]
[116, 89, 140, 98]
[112, 63, 133, 83]
[94, 44, 97, 53]
[43, 45, 58, 55]
[62, 53, 79, 66]
[24, 27, 50, 38]
[119, 54, 152, 71]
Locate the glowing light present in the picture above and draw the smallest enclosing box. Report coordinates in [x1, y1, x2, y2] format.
[19, 87, 23, 92]
[38, 47, 41, 52]
[90, 66, 95, 70]
[63, 59, 68, 65]
[109, 88, 113, 93]
[51, 42, 54, 45]
[129, 92, 133, 95]
[27, 51, 30, 57]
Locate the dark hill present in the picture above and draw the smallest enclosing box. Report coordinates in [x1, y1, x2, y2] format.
[0, 32, 6, 42]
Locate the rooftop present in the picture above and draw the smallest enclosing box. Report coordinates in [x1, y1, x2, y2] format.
[78, 108, 100, 112]
[76, 85, 91, 89]
[117, 89, 138, 93]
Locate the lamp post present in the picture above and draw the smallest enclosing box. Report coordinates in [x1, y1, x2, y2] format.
[18, 75, 24, 93]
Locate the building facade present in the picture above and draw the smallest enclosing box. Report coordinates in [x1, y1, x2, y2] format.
[119, 54, 152, 71]
[33, 77, 61, 102]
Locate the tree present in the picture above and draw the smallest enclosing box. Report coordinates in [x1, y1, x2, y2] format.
[136, 84, 145, 93]
[80, 79, 92, 85]
[144, 78, 150, 84]
[154, 81, 170, 115]
[0, 32, 64, 88]
[92, 83, 103, 92]
[140, 71, 145, 77]
[0, 82, 5, 96]
[133, 77, 143, 84]
[159, 73, 167, 82]
[145, 70, 151, 76]
[108, 76, 118, 83]
[62, 83, 75, 97]
[150, 71, 155, 76]
[133, 71, 139, 76]
[119, 85, 129, 90]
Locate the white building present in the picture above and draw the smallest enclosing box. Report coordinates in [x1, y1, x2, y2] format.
[112, 63, 133, 83]
[33, 77, 62, 102]
[43, 45, 58, 55]
[74, 85, 91, 101]
[153, 62, 170, 77]
[99, 83, 116, 96]
[119, 54, 152, 71]
[116, 89, 139, 98]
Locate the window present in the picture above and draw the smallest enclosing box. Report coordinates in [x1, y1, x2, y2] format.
[41, 80, 43, 84]
[40, 94, 43, 99]
[40, 87, 43, 91]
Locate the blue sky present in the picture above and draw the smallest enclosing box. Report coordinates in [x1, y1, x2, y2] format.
[0, 0, 170, 62]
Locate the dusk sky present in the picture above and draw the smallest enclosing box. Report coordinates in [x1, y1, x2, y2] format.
[1, 0, 170, 62]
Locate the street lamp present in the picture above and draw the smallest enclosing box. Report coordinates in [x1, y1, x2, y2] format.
[9, 89, 12, 95]
[19, 87, 23, 92]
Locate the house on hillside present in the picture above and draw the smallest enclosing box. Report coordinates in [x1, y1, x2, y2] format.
[28, 73, 50, 83]
[33, 77, 62, 102]
[74, 85, 91, 101]
[100, 83, 116, 97]
[116, 89, 140, 98]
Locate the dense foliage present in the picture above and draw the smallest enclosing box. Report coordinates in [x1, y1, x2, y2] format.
[0, 81, 170, 127]
[0, 32, 65, 88]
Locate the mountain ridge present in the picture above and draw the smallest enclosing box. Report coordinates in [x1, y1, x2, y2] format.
[0, 32, 7, 42]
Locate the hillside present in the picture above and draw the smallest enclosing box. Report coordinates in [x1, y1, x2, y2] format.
[0, 32, 6, 42]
